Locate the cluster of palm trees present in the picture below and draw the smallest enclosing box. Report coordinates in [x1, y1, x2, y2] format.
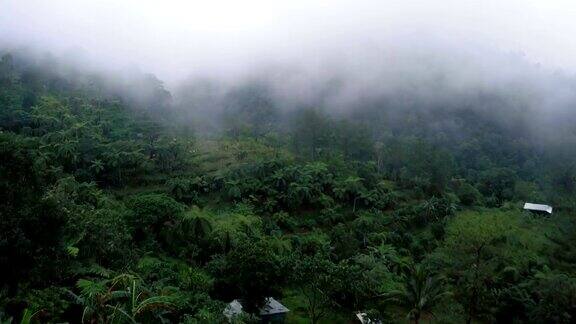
[220, 159, 398, 214]
[21, 96, 194, 188]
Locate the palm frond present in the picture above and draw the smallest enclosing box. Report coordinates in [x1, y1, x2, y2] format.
[76, 279, 106, 298]
[133, 296, 175, 316]
[106, 305, 136, 324]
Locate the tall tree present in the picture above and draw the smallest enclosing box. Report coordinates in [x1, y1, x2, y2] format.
[384, 265, 450, 324]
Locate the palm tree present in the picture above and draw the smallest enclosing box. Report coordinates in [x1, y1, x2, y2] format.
[69, 277, 112, 323]
[189, 215, 213, 241]
[271, 170, 287, 190]
[287, 182, 312, 208]
[422, 197, 456, 222]
[225, 180, 242, 199]
[422, 197, 440, 221]
[334, 176, 365, 213]
[106, 275, 175, 323]
[296, 183, 313, 203]
[68, 274, 174, 323]
[103, 150, 122, 185]
[180, 207, 214, 242]
[167, 178, 189, 201]
[19, 308, 42, 324]
[89, 159, 105, 175]
[384, 265, 450, 324]
[369, 244, 410, 275]
[55, 139, 79, 164]
[353, 216, 375, 248]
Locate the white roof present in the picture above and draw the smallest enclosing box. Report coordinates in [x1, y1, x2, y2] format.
[260, 297, 290, 315]
[223, 297, 289, 319]
[356, 312, 382, 324]
[357, 313, 369, 323]
[223, 300, 243, 319]
[523, 203, 553, 214]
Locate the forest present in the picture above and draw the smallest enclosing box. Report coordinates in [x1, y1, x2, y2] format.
[2, 47, 576, 324]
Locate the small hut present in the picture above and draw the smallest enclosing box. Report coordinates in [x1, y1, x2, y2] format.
[523, 202, 553, 215]
[259, 297, 290, 323]
[224, 297, 289, 323]
[223, 300, 243, 320]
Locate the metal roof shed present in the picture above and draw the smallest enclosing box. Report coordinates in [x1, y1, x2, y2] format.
[224, 297, 289, 322]
[523, 203, 553, 214]
[259, 297, 290, 316]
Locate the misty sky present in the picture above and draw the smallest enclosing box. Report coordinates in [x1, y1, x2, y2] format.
[1, 0, 576, 83]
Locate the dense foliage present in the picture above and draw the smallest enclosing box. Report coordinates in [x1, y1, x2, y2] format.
[2, 51, 576, 323]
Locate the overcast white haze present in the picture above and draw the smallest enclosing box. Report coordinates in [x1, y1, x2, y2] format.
[2, 0, 576, 85]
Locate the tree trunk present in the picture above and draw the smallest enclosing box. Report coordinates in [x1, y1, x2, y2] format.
[467, 245, 484, 324]
[414, 313, 420, 324]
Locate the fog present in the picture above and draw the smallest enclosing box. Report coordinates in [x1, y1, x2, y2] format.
[2, 0, 576, 139]
[2, 0, 576, 82]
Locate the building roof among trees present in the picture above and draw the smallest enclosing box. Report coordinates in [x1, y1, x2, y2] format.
[523, 203, 553, 214]
[259, 297, 290, 315]
[223, 300, 243, 319]
[223, 297, 289, 320]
